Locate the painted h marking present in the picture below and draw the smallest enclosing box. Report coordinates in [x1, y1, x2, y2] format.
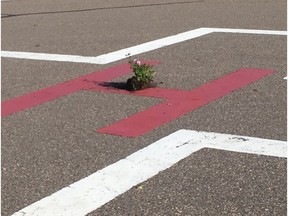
[1, 63, 274, 137]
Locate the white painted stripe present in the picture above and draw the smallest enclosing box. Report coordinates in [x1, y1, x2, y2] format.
[211, 28, 287, 35]
[1, 28, 212, 64]
[92, 28, 213, 64]
[284, 76, 287, 80]
[12, 130, 287, 216]
[2, 28, 287, 64]
[0, 51, 104, 64]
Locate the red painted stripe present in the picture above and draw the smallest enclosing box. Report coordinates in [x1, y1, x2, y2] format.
[2, 61, 160, 117]
[1, 64, 125, 117]
[2, 80, 83, 117]
[86, 86, 191, 99]
[98, 100, 194, 137]
[97, 68, 274, 137]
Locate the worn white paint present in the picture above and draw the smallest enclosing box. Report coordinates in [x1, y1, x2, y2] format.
[2, 28, 287, 64]
[12, 130, 287, 216]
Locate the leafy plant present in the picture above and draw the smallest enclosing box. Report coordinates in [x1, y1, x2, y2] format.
[129, 59, 156, 83]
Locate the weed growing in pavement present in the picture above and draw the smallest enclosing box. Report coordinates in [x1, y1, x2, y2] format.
[126, 59, 156, 91]
[129, 59, 156, 84]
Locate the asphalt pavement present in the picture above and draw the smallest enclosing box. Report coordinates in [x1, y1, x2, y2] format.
[1, 0, 287, 215]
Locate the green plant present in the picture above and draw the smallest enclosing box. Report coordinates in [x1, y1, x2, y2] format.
[129, 59, 156, 83]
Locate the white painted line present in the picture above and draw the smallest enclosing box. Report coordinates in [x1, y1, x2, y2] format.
[1, 28, 212, 64]
[0, 51, 105, 64]
[284, 76, 287, 80]
[12, 130, 287, 216]
[2, 28, 287, 64]
[211, 28, 287, 35]
[92, 28, 213, 64]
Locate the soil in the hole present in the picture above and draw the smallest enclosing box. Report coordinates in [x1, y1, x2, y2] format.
[126, 76, 157, 91]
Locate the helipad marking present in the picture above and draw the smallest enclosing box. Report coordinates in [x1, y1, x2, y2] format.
[1, 28, 286, 64]
[1, 66, 274, 138]
[11, 130, 287, 216]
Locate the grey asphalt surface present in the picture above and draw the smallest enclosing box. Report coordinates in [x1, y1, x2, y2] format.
[94, 149, 286, 216]
[1, 0, 287, 215]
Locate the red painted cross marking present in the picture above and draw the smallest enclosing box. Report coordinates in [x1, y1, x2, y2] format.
[2, 62, 273, 137]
